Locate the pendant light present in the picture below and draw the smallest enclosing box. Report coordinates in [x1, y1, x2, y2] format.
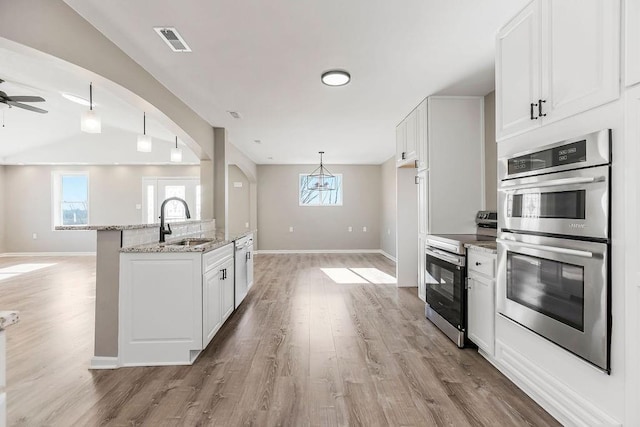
[137, 112, 152, 152]
[80, 82, 101, 133]
[170, 136, 182, 162]
[305, 151, 336, 191]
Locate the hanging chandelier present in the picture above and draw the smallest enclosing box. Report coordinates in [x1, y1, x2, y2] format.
[306, 151, 336, 191]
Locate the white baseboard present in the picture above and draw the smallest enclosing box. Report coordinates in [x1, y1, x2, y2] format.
[379, 250, 397, 263]
[0, 252, 96, 257]
[89, 356, 119, 370]
[494, 339, 621, 427]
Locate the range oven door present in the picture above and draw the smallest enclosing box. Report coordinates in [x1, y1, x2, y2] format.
[425, 248, 466, 332]
[497, 232, 610, 372]
[499, 165, 609, 240]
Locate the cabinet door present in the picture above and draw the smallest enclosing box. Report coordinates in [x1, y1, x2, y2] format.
[467, 274, 495, 356]
[247, 245, 254, 290]
[222, 259, 235, 321]
[417, 235, 426, 302]
[626, 0, 640, 87]
[417, 170, 428, 236]
[541, 0, 620, 124]
[404, 108, 418, 162]
[496, 1, 541, 141]
[203, 268, 222, 347]
[416, 100, 428, 170]
[396, 121, 407, 166]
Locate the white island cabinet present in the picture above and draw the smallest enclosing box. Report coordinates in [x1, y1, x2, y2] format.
[119, 243, 234, 367]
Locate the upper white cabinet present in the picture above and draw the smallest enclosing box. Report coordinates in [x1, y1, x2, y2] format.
[396, 104, 421, 167]
[496, 0, 621, 141]
[626, 0, 640, 87]
[496, 1, 541, 139]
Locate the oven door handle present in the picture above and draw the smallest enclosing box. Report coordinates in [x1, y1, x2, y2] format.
[426, 238, 460, 253]
[426, 248, 464, 266]
[497, 238, 594, 258]
[499, 176, 604, 192]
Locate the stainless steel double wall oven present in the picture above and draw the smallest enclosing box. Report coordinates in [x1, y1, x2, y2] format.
[497, 129, 611, 372]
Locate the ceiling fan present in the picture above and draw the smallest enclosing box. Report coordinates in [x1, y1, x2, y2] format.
[0, 78, 48, 114]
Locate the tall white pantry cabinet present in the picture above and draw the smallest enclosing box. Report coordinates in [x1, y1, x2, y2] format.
[395, 96, 484, 293]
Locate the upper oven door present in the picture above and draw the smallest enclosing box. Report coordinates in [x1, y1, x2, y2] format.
[499, 165, 609, 240]
[496, 232, 609, 371]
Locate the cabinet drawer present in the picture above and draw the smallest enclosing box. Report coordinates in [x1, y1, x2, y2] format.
[203, 244, 233, 273]
[467, 250, 496, 278]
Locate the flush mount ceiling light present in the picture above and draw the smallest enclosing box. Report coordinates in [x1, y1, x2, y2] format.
[321, 70, 351, 86]
[170, 136, 183, 162]
[305, 151, 336, 191]
[61, 92, 91, 107]
[137, 112, 152, 152]
[80, 82, 101, 133]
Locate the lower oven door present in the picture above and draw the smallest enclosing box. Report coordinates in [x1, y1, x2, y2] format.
[425, 249, 466, 332]
[497, 232, 609, 372]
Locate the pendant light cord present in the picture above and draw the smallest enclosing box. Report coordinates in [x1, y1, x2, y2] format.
[143, 112, 146, 135]
[89, 83, 93, 111]
[175, 136, 178, 148]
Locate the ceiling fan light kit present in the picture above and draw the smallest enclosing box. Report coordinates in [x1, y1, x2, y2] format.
[81, 82, 101, 133]
[321, 70, 351, 86]
[137, 112, 153, 152]
[170, 136, 182, 162]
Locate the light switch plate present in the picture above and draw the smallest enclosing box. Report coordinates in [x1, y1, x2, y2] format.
[234, 182, 243, 188]
[135, 204, 141, 210]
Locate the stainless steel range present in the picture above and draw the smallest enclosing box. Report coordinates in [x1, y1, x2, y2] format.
[425, 211, 497, 347]
[497, 129, 611, 373]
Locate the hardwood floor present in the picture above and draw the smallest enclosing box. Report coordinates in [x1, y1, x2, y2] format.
[0, 253, 559, 426]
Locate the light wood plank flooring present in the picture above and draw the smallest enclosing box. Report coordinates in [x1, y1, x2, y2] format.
[0, 253, 559, 426]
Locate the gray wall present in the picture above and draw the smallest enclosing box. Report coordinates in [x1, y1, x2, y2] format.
[228, 165, 250, 236]
[3, 165, 199, 253]
[380, 157, 396, 258]
[257, 164, 381, 251]
[484, 91, 497, 210]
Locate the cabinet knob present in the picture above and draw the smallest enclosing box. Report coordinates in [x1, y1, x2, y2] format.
[475, 262, 481, 266]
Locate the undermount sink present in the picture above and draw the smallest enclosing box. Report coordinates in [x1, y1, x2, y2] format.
[166, 238, 214, 247]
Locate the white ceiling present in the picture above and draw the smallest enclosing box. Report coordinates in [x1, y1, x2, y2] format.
[0, 45, 199, 165]
[63, 0, 527, 165]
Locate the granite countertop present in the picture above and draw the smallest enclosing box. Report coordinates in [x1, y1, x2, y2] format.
[464, 241, 497, 255]
[0, 311, 19, 330]
[56, 219, 214, 231]
[120, 230, 255, 253]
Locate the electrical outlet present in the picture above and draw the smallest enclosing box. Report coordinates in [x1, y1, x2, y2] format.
[135, 204, 141, 210]
[348, 226, 352, 232]
[245, 222, 249, 228]
[289, 226, 294, 233]
[387, 228, 391, 235]
[362, 226, 367, 232]
[32, 233, 37, 240]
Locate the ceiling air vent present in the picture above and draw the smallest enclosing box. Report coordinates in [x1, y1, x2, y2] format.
[228, 111, 241, 119]
[154, 27, 192, 52]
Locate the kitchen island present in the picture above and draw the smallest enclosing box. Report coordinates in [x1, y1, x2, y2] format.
[57, 220, 218, 369]
[118, 230, 254, 367]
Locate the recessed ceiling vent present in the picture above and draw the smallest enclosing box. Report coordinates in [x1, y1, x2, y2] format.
[154, 27, 192, 52]
[228, 111, 241, 119]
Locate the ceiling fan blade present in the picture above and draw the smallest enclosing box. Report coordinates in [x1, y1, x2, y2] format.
[8, 96, 46, 102]
[7, 101, 48, 114]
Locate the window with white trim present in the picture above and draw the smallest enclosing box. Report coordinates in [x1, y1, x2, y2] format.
[52, 172, 89, 226]
[299, 174, 343, 206]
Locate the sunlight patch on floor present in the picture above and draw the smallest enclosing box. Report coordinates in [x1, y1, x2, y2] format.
[0, 263, 57, 282]
[320, 267, 397, 285]
[350, 268, 396, 284]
